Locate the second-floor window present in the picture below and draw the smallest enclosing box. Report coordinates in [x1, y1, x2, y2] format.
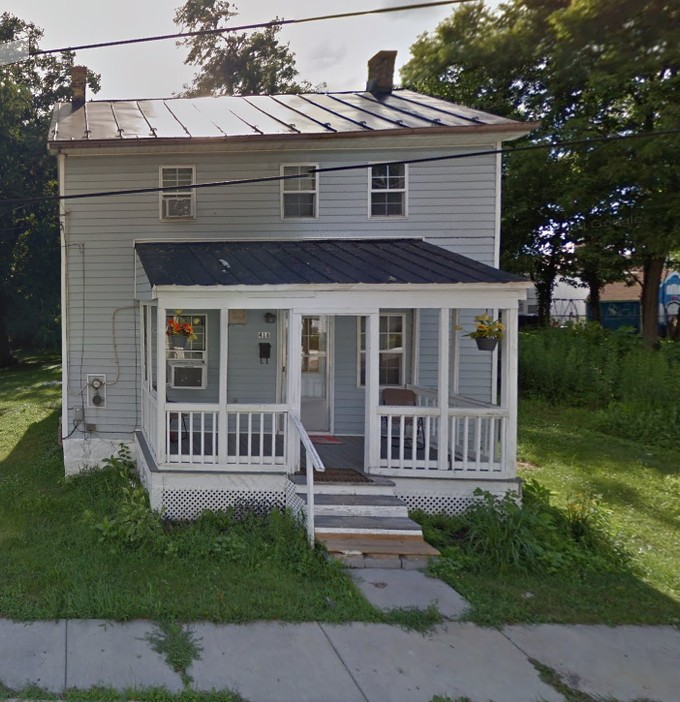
[370, 163, 407, 217]
[281, 164, 318, 219]
[160, 166, 195, 220]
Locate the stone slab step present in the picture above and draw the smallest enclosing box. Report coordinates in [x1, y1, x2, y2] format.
[314, 515, 422, 536]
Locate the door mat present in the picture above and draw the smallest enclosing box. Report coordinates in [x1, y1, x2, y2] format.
[310, 435, 343, 445]
[301, 467, 371, 483]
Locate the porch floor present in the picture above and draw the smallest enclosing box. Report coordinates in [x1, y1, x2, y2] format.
[307, 435, 440, 472]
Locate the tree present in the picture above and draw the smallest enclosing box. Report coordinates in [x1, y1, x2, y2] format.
[0, 13, 100, 366]
[402, 0, 680, 345]
[174, 0, 310, 96]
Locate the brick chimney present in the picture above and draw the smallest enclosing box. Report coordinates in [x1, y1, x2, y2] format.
[71, 65, 87, 109]
[366, 50, 397, 95]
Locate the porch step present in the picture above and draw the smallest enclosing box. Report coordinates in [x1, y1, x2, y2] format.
[319, 533, 440, 569]
[299, 493, 409, 518]
[290, 473, 396, 496]
[314, 515, 422, 536]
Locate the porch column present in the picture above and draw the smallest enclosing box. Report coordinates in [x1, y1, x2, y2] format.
[437, 308, 450, 471]
[218, 307, 229, 464]
[501, 307, 519, 475]
[450, 309, 461, 396]
[286, 311, 302, 471]
[156, 305, 167, 462]
[363, 312, 380, 472]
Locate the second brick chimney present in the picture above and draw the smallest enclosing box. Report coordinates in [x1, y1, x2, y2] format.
[71, 65, 87, 109]
[366, 50, 397, 95]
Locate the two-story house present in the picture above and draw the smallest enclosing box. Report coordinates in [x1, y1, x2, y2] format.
[49, 53, 532, 559]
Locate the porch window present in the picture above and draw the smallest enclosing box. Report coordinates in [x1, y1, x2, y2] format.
[281, 164, 318, 218]
[159, 166, 195, 220]
[166, 313, 207, 389]
[369, 163, 407, 217]
[358, 314, 405, 386]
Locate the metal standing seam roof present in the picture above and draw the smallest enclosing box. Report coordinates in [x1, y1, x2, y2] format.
[135, 239, 527, 288]
[48, 89, 527, 143]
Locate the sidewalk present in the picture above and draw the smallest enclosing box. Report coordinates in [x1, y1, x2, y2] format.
[1, 617, 679, 702]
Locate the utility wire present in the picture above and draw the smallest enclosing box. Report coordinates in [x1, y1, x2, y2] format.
[30, 1, 471, 57]
[1, 127, 679, 208]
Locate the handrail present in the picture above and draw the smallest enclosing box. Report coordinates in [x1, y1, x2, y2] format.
[289, 411, 325, 545]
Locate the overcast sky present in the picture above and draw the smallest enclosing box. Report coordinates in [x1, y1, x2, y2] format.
[3, 0, 499, 100]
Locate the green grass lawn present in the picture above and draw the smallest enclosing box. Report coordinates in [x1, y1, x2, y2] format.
[429, 398, 680, 626]
[2, 356, 679, 626]
[0, 354, 380, 623]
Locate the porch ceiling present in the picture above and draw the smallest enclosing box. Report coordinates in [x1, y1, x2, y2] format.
[135, 239, 526, 288]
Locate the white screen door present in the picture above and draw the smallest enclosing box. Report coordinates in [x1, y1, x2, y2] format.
[300, 315, 330, 432]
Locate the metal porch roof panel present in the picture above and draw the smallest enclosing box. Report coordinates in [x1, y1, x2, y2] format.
[135, 239, 525, 288]
[49, 90, 524, 144]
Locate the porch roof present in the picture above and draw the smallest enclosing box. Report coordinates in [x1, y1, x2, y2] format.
[135, 239, 526, 288]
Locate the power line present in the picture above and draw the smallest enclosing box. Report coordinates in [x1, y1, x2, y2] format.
[1, 127, 679, 208]
[30, 1, 471, 57]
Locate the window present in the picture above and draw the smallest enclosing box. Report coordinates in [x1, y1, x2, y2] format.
[358, 314, 405, 386]
[160, 166, 195, 220]
[369, 163, 407, 217]
[281, 164, 318, 218]
[166, 313, 207, 389]
[302, 316, 326, 372]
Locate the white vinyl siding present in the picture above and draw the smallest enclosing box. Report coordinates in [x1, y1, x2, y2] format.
[160, 166, 195, 220]
[62, 144, 499, 436]
[281, 164, 318, 218]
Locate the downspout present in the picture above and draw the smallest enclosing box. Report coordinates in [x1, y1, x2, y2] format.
[59, 152, 70, 442]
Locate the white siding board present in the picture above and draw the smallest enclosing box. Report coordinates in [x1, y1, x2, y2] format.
[62, 142, 500, 436]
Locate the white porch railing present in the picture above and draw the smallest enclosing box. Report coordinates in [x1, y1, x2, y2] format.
[161, 402, 288, 467]
[376, 386, 509, 476]
[225, 404, 288, 467]
[289, 411, 326, 544]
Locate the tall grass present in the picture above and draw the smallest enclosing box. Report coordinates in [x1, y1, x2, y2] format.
[519, 325, 680, 447]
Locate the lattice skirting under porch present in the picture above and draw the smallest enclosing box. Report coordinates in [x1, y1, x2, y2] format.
[161, 489, 285, 521]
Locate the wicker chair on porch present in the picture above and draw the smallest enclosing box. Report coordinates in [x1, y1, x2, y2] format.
[381, 388, 425, 449]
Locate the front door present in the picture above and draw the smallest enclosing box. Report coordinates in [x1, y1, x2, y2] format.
[300, 315, 331, 432]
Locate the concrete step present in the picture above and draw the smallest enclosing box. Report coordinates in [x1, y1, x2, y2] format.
[299, 493, 409, 518]
[314, 515, 423, 537]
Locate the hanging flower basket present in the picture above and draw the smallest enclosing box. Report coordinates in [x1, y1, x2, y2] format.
[475, 336, 498, 351]
[466, 314, 504, 351]
[166, 318, 195, 349]
[169, 334, 188, 349]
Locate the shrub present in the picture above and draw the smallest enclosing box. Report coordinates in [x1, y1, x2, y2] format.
[417, 480, 628, 579]
[519, 326, 680, 448]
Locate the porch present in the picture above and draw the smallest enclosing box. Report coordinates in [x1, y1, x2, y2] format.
[134, 239, 528, 528]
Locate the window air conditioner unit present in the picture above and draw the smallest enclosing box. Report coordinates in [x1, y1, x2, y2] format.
[169, 361, 206, 389]
[163, 196, 192, 219]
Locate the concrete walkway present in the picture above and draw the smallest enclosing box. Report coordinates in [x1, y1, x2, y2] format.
[2, 617, 680, 702]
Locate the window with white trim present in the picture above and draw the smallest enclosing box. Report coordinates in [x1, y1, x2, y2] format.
[281, 164, 318, 218]
[358, 314, 405, 386]
[166, 313, 207, 389]
[369, 163, 407, 217]
[160, 166, 195, 220]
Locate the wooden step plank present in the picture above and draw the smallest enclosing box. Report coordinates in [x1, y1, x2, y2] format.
[315, 515, 421, 531]
[319, 535, 440, 557]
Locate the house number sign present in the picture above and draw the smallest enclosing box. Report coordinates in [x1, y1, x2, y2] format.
[257, 331, 272, 339]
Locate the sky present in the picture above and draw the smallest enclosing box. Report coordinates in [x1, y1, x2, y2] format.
[3, 0, 498, 100]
